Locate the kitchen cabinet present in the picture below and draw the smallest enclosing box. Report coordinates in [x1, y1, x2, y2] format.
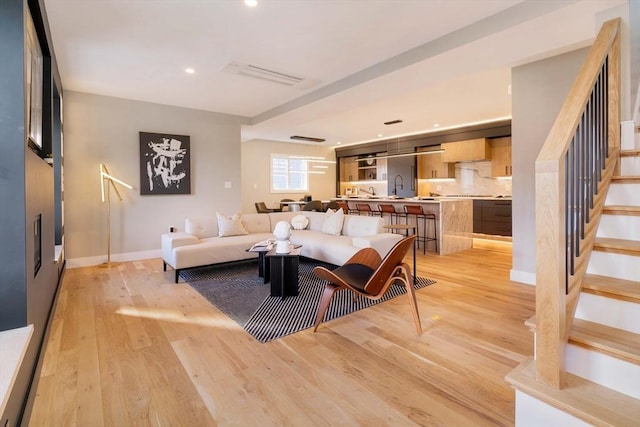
[418, 147, 455, 179]
[473, 202, 482, 234]
[342, 156, 387, 181]
[441, 138, 491, 163]
[490, 137, 512, 177]
[358, 156, 377, 180]
[473, 199, 512, 236]
[378, 158, 387, 181]
[358, 166, 377, 180]
[340, 156, 358, 182]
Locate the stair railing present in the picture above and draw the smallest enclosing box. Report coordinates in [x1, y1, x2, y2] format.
[534, 18, 620, 389]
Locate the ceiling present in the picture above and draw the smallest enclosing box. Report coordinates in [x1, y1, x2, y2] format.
[43, 0, 626, 147]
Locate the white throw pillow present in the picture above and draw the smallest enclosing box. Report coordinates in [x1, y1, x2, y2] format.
[216, 212, 248, 237]
[321, 208, 344, 236]
[291, 214, 309, 230]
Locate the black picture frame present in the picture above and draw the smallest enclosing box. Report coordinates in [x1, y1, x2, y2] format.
[25, 7, 43, 151]
[139, 132, 191, 195]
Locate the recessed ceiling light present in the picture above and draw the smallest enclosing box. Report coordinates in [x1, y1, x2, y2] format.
[244, 0, 258, 7]
[433, 124, 440, 128]
[336, 141, 342, 145]
[185, 68, 195, 74]
[377, 134, 383, 138]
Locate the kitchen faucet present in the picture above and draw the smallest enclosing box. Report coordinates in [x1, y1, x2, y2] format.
[358, 186, 375, 196]
[393, 174, 403, 195]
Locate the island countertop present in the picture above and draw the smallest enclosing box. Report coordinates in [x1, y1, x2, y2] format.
[332, 196, 440, 203]
[332, 197, 473, 255]
[332, 196, 511, 201]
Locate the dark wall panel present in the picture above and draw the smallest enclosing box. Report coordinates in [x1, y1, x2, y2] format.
[0, 0, 28, 332]
[0, 1, 29, 424]
[1, 0, 62, 425]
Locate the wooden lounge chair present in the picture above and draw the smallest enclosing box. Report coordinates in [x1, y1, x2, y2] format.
[312, 235, 421, 334]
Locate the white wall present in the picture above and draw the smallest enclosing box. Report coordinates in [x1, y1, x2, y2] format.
[631, 1, 640, 115]
[241, 139, 337, 213]
[510, 48, 589, 284]
[64, 91, 247, 265]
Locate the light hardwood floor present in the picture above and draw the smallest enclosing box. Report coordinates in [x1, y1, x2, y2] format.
[29, 239, 534, 426]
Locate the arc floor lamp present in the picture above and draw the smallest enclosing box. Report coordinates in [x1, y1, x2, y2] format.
[100, 163, 133, 268]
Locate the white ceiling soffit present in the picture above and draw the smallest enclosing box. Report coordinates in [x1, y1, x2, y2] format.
[42, 0, 627, 146]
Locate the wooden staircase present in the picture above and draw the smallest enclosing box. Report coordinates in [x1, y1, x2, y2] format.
[507, 124, 640, 424]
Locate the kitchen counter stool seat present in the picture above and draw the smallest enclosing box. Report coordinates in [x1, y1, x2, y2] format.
[378, 204, 399, 225]
[355, 203, 379, 216]
[403, 204, 437, 254]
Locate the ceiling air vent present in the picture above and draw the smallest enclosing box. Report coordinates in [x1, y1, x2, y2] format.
[290, 135, 326, 143]
[223, 61, 317, 89]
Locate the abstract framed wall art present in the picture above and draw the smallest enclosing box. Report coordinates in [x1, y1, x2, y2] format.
[139, 132, 191, 195]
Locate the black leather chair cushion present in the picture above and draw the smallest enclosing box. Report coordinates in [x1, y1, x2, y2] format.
[331, 263, 375, 292]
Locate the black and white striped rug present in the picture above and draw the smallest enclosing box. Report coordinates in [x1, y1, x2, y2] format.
[180, 259, 435, 343]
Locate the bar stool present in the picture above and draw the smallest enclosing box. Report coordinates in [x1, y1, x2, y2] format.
[378, 204, 399, 225]
[355, 203, 378, 216]
[337, 201, 351, 214]
[403, 205, 437, 254]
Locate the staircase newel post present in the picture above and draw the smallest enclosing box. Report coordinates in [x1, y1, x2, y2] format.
[535, 158, 567, 390]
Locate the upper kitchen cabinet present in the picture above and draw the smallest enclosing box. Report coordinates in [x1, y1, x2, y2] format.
[418, 146, 455, 179]
[490, 137, 512, 177]
[340, 156, 358, 182]
[441, 138, 491, 162]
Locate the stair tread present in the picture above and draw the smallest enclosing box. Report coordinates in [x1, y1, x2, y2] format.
[506, 357, 640, 426]
[620, 149, 640, 157]
[583, 274, 640, 302]
[612, 176, 640, 183]
[603, 205, 640, 216]
[571, 318, 640, 364]
[594, 237, 640, 256]
[524, 315, 640, 363]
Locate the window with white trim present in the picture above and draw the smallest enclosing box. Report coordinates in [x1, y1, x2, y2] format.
[270, 154, 308, 192]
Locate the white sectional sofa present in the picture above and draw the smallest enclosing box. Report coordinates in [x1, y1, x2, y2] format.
[161, 210, 402, 283]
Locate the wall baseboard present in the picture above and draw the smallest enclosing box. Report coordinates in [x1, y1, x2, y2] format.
[66, 249, 161, 269]
[510, 269, 535, 285]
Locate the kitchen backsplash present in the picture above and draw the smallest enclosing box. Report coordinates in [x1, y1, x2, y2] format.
[420, 161, 512, 197]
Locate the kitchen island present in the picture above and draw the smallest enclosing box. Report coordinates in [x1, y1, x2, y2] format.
[333, 197, 473, 255]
